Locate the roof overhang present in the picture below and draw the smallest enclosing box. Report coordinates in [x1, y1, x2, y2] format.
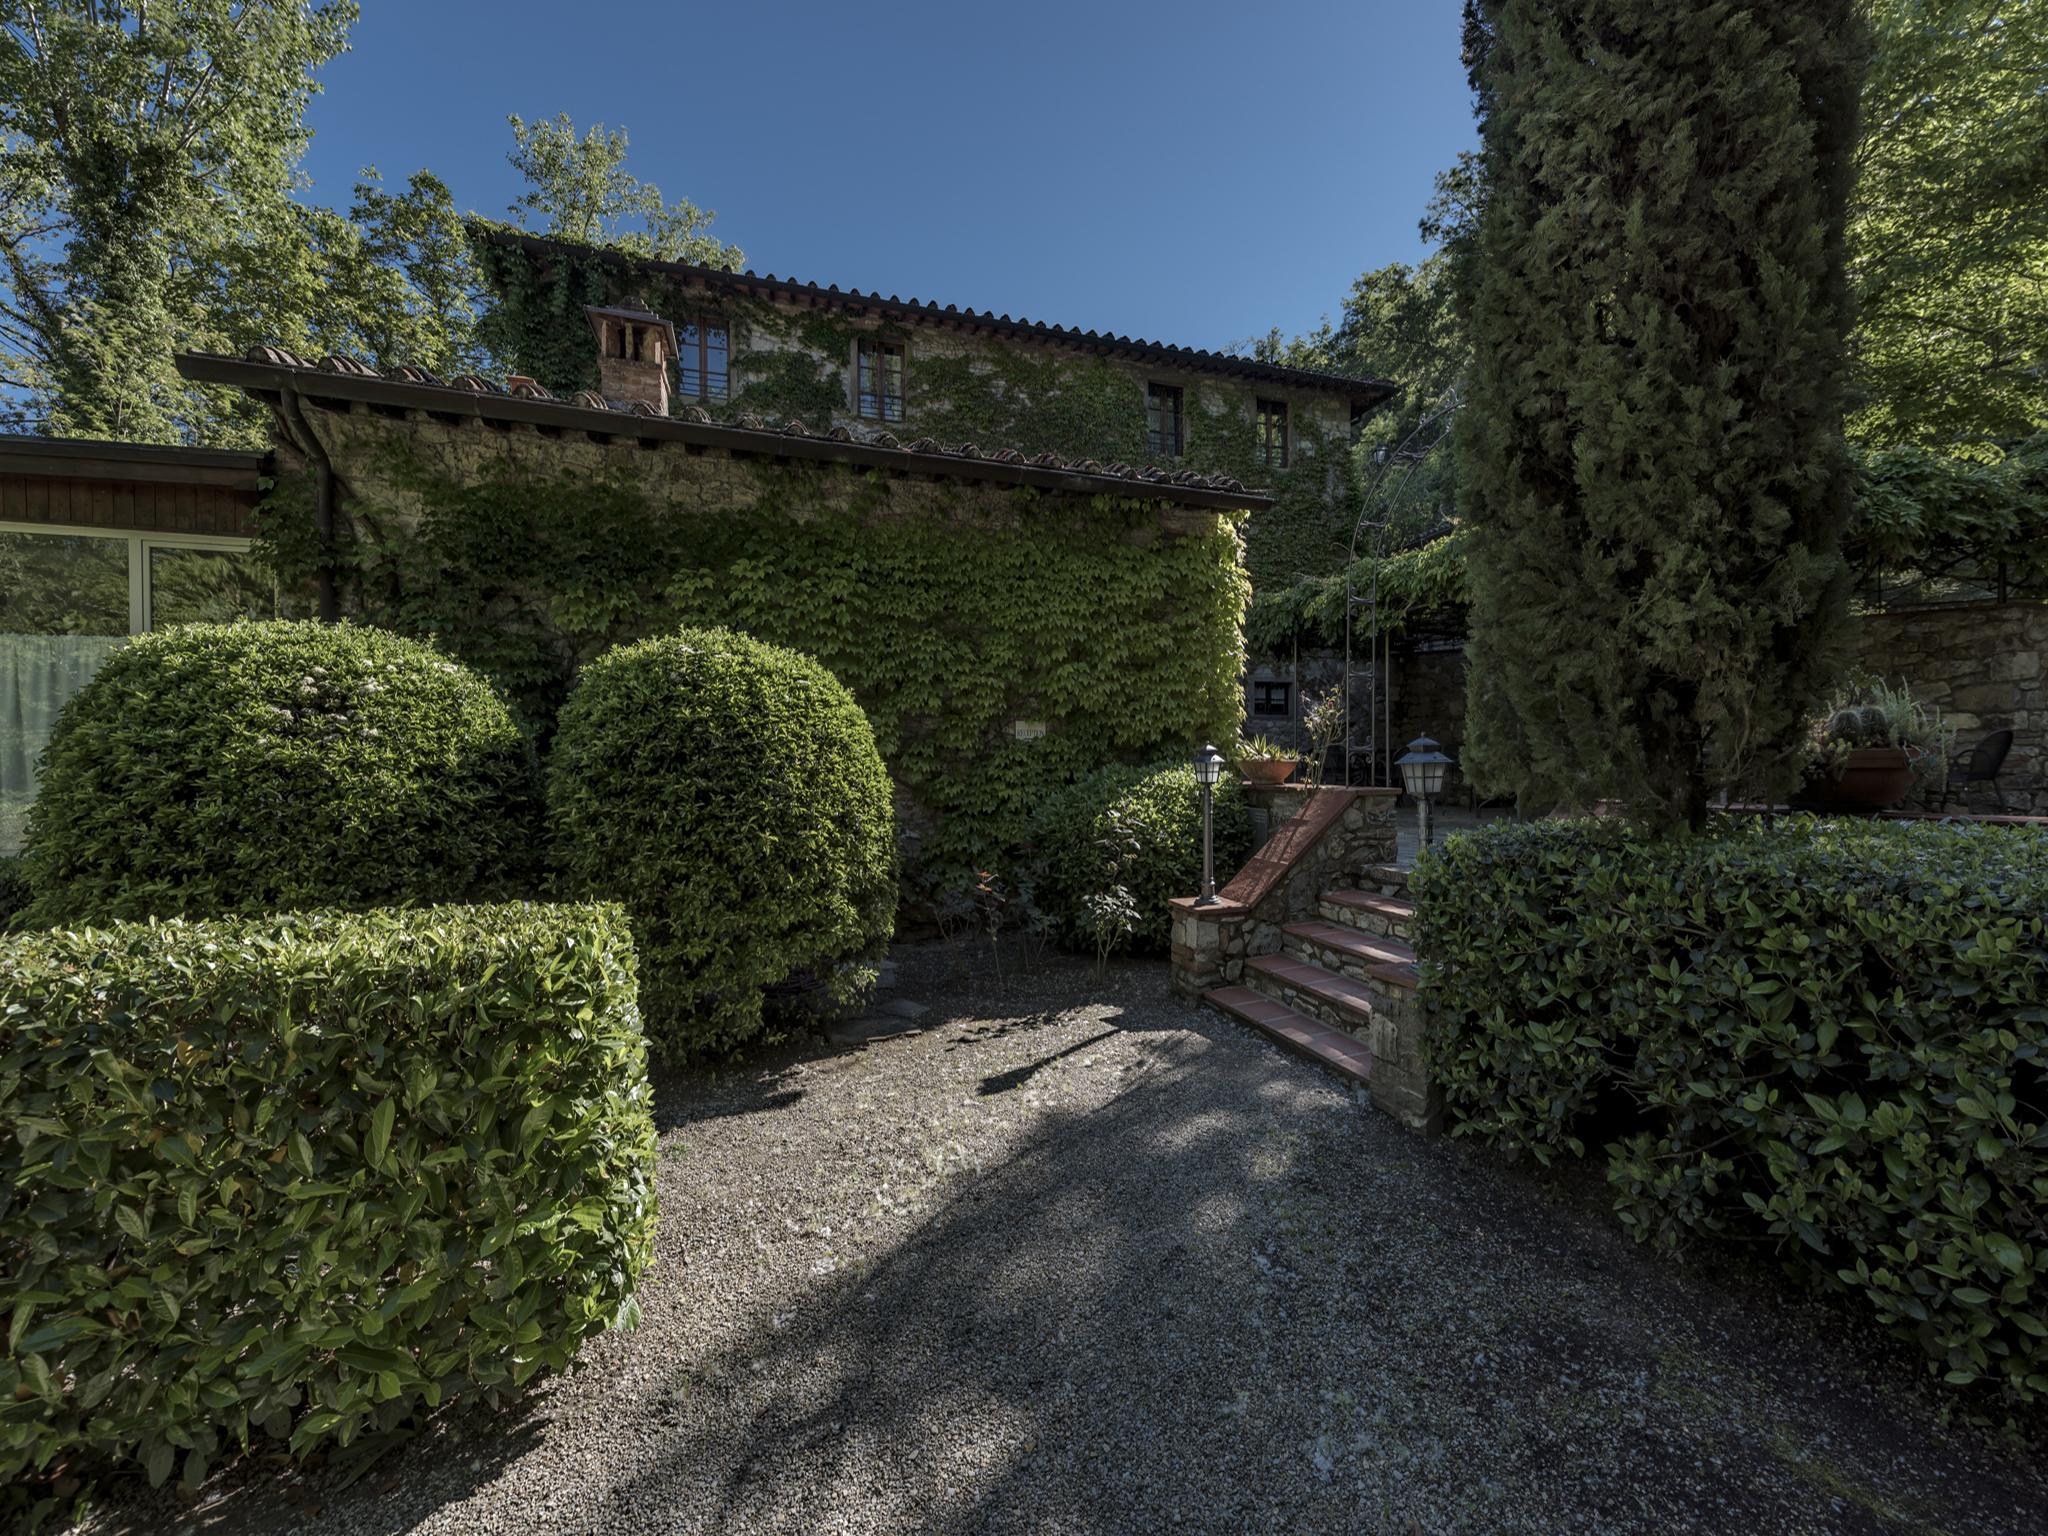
[175, 351, 1275, 513]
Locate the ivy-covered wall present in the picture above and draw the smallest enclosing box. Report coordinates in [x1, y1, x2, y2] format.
[261, 403, 1250, 898]
[471, 226, 1365, 599]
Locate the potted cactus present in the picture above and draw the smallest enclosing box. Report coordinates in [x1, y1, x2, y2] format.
[1233, 733, 1300, 786]
[1797, 674, 1952, 811]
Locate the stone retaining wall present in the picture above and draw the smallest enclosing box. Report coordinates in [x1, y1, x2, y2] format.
[1169, 788, 1399, 998]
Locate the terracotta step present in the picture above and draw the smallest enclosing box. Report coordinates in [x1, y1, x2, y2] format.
[1281, 920, 1415, 975]
[1204, 985, 1373, 1087]
[1318, 888, 1415, 938]
[1243, 951, 1377, 1028]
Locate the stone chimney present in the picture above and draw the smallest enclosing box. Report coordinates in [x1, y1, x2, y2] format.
[585, 297, 679, 415]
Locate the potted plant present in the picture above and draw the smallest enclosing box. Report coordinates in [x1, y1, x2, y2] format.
[1797, 673, 1952, 811]
[1233, 733, 1300, 785]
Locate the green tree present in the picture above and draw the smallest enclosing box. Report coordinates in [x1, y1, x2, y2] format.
[1850, 0, 2048, 453]
[0, 0, 356, 441]
[503, 113, 742, 268]
[1456, 0, 1866, 827]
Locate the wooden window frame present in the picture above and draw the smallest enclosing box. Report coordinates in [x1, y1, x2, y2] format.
[855, 336, 907, 423]
[1250, 679, 1293, 719]
[1257, 398, 1290, 470]
[678, 318, 731, 402]
[1146, 382, 1184, 459]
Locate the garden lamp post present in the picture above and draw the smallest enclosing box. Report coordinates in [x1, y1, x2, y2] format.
[1396, 734, 1453, 855]
[1194, 743, 1225, 905]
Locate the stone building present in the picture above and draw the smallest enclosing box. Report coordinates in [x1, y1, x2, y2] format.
[167, 339, 1262, 892]
[473, 229, 1395, 602]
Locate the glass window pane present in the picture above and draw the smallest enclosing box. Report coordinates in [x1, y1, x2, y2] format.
[147, 546, 277, 628]
[0, 530, 132, 854]
[0, 530, 129, 635]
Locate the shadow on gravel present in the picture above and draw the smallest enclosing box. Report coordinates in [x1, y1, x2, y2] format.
[81, 1386, 552, 1536]
[976, 1026, 1121, 1096]
[585, 961, 2048, 1536]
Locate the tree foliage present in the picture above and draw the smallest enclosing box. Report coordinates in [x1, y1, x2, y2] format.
[503, 113, 741, 269]
[0, 0, 356, 441]
[0, 6, 741, 444]
[1456, 0, 1866, 826]
[1851, 0, 2048, 452]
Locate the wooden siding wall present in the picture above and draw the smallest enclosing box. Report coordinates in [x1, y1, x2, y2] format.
[0, 473, 259, 538]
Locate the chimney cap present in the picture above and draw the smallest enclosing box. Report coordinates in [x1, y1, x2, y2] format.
[584, 296, 680, 357]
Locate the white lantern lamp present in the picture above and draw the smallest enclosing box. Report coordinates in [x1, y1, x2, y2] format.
[1395, 734, 1453, 854]
[1193, 743, 1225, 904]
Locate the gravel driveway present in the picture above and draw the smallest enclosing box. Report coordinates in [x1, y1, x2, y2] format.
[77, 942, 2048, 1536]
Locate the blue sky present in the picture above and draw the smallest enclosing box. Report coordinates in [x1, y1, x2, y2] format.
[299, 1, 1476, 354]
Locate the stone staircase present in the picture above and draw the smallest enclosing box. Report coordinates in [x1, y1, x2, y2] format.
[1199, 866, 1437, 1130]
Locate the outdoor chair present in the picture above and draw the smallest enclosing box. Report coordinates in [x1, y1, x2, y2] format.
[1938, 728, 2014, 813]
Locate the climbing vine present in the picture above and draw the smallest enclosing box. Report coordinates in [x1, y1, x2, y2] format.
[258, 438, 1248, 898]
[465, 226, 1361, 611]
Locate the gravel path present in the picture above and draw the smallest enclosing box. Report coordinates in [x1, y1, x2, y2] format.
[77, 942, 2047, 1536]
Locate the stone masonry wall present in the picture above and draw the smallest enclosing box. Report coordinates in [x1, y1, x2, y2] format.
[1849, 602, 2048, 814]
[1343, 603, 2048, 814]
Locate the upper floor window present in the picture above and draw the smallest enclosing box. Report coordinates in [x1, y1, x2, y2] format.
[1257, 399, 1290, 470]
[1146, 382, 1183, 458]
[679, 320, 730, 402]
[857, 338, 906, 422]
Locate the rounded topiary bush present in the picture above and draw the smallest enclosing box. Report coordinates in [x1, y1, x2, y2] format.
[20, 621, 538, 925]
[1032, 759, 1251, 954]
[548, 627, 897, 1059]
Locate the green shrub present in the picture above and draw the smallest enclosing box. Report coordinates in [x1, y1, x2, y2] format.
[1415, 817, 2048, 1402]
[0, 903, 657, 1516]
[0, 855, 26, 932]
[547, 627, 896, 1058]
[20, 621, 539, 925]
[1032, 760, 1251, 953]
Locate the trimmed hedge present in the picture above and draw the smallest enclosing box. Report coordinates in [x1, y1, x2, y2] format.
[547, 628, 897, 1059]
[1415, 817, 2048, 1402]
[20, 622, 539, 926]
[1033, 760, 1251, 953]
[0, 903, 657, 1511]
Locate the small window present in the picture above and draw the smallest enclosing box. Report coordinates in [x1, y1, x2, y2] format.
[679, 320, 730, 402]
[1146, 382, 1183, 458]
[1251, 680, 1292, 718]
[857, 337, 906, 422]
[1257, 399, 1290, 470]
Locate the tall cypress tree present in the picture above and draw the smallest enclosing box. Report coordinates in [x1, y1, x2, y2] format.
[1456, 0, 1866, 826]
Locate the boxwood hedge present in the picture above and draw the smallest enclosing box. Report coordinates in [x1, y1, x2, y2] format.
[1032, 760, 1251, 953]
[548, 628, 897, 1059]
[20, 621, 539, 926]
[1414, 817, 2048, 1402]
[0, 903, 657, 1514]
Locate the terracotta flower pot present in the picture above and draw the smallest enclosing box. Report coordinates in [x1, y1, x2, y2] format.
[1802, 745, 1916, 811]
[1238, 758, 1299, 786]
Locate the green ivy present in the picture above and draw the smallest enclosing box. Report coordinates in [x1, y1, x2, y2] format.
[464, 230, 1359, 608]
[260, 445, 1247, 897]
